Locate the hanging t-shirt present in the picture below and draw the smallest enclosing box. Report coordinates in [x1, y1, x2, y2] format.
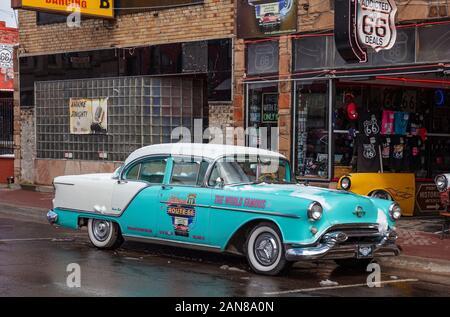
[381, 136, 391, 159]
[394, 112, 410, 135]
[356, 134, 381, 173]
[359, 112, 381, 138]
[381, 136, 392, 171]
[390, 136, 407, 172]
[381, 110, 395, 135]
[409, 112, 425, 137]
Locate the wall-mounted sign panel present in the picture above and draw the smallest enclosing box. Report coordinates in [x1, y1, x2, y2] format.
[247, 41, 279, 75]
[69, 98, 108, 135]
[237, 0, 297, 38]
[261, 93, 279, 123]
[335, 0, 397, 63]
[12, 0, 115, 19]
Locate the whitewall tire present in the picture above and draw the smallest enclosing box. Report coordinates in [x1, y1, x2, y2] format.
[87, 218, 123, 250]
[245, 222, 288, 276]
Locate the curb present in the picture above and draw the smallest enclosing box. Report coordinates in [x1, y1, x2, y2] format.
[379, 255, 450, 276]
[0, 202, 48, 224]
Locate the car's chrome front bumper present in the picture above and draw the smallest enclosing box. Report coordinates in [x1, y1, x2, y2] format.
[285, 229, 400, 261]
[46, 210, 58, 225]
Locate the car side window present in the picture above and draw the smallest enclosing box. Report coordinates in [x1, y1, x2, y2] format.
[170, 161, 201, 186]
[124, 164, 140, 180]
[139, 159, 167, 184]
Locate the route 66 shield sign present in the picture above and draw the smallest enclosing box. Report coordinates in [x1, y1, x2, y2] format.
[357, 0, 397, 52]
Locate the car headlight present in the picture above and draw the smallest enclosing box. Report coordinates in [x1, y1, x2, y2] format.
[389, 203, 402, 221]
[308, 202, 323, 221]
[340, 177, 351, 190]
[435, 175, 448, 192]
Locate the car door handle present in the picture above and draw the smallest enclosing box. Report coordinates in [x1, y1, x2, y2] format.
[162, 185, 173, 190]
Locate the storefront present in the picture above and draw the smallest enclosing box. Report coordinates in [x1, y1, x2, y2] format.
[0, 20, 17, 184]
[13, 0, 234, 186]
[243, 20, 450, 216]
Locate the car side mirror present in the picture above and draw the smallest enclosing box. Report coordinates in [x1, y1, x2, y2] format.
[215, 177, 225, 189]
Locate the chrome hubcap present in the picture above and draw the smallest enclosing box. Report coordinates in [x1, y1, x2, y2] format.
[254, 233, 279, 266]
[92, 220, 111, 242]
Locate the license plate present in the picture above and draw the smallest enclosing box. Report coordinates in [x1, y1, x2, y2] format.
[357, 245, 374, 259]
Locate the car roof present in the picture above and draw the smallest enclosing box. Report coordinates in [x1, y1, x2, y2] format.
[125, 143, 285, 165]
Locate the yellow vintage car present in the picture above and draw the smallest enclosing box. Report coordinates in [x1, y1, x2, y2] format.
[337, 173, 416, 216]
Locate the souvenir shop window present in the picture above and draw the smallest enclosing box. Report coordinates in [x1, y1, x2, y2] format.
[333, 83, 436, 177]
[247, 82, 279, 150]
[333, 86, 365, 176]
[295, 81, 330, 179]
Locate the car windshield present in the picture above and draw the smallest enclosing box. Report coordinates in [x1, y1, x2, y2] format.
[209, 156, 292, 186]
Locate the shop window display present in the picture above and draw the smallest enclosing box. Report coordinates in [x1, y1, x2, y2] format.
[333, 80, 450, 179]
[295, 81, 329, 179]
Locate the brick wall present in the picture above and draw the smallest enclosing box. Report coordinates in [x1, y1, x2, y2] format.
[208, 103, 234, 131]
[298, 0, 450, 32]
[18, 0, 235, 55]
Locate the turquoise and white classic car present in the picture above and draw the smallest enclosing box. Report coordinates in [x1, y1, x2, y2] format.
[47, 143, 401, 275]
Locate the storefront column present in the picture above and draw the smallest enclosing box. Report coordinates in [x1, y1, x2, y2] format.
[233, 39, 246, 129]
[13, 47, 21, 184]
[278, 35, 292, 160]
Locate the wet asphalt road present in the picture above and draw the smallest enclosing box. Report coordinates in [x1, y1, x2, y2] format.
[1, 211, 450, 297]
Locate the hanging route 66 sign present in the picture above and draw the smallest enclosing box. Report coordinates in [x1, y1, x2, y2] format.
[335, 0, 398, 63]
[0, 44, 13, 69]
[357, 0, 397, 52]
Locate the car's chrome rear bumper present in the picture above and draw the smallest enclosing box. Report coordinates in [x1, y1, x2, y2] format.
[47, 210, 58, 225]
[285, 229, 400, 261]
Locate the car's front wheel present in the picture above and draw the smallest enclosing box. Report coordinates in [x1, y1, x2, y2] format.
[87, 219, 123, 250]
[245, 222, 289, 276]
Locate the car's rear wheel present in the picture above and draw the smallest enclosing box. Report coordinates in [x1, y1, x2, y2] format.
[245, 222, 288, 276]
[87, 218, 123, 250]
[334, 258, 373, 269]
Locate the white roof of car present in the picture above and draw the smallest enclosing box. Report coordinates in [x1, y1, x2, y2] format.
[125, 143, 285, 165]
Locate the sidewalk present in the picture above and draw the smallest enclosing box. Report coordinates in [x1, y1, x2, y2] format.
[0, 188, 449, 274]
[0, 187, 53, 210]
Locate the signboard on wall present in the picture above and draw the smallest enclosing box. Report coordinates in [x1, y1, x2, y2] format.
[69, 98, 108, 135]
[237, 0, 297, 38]
[12, 0, 205, 18]
[416, 184, 446, 213]
[12, 0, 115, 18]
[261, 93, 279, 123]
[334, 0, 398, 63]
[0, 44, 14, 91]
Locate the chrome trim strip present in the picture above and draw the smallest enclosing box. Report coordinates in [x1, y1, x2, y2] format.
[123, 234, 222, 252]
[54, 182, 75, 186]
[210, 205, 301, 219]
[56, 207, 118, 217]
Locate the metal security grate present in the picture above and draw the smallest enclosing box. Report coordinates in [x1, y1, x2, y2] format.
[35, 76, 204, 162]
[0, 98, 13, 155]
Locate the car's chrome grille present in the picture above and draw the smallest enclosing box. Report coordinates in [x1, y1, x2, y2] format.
[322, 224, 382, 244]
